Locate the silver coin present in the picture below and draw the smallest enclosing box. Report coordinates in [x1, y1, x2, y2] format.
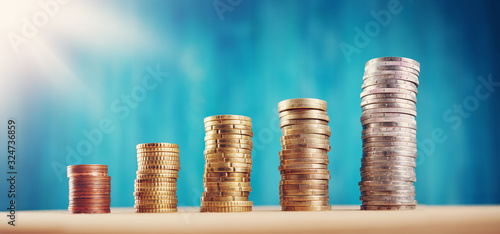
[361, 118, 417, 126]
[360, 205, 416, 210]
[362, 78, 418, 89]
[361, 112, 416, 120]
[361, 175, 416, 182]
[361, 165, 414, 171]
[362, 200, 417, 206]
[361, 88, 417, 98]
[363, 140, 416, 147]
[361, 107, 417, 117]
[365, 61, 420, 71]
[361, 98, 416, 107]
[359, 185, 415, 191]
[362, 126, 416, 135]
[363, 70, 419, 81]
[362, 155, 417, 162]
[363, 84, 418, 95]
[361, 171, 416, 177]
[363, 122, 417, 129]
[365, 57, 420, 67]
[362, 103, 416, 111]
[362, 131, 416, 139]
[363, 146, 417, 153]
[365, 65, 420, 76]
[361, 161, 416, 167]
[360, 195, 415, 201]
[363, 74, 419, 87]
[359, 181, 414, 186]
[361, 190, 415, 196]
[362, 136, 417, 143]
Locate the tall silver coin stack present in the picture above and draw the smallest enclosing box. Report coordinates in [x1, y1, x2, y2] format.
[359, 57, 420, 211]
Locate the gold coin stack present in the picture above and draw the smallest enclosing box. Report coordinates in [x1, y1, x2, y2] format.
[200, 115, 253, 212]
[134, 143, 180, 213]
[278, 98, 332, 211]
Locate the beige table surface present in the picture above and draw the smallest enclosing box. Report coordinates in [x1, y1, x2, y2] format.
[1, 206, 500, 234]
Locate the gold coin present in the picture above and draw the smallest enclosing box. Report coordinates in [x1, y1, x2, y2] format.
[205, 138, 253, 145]
[136, 143, 178, 149]
[280, 195, 329, 201]
[137, 156, 179, 162]
[204, 119, 252, 127]
[279, 153, 329, 160]
[136, 169, 179, 174]
[281, 206, 331, 211]
[204, 167, 251, 173]
[205, 129, 253, 137]
[135, 208, 177, 213]
[203, 176, 250, 182]
[282, 143, 331, 151]
[279, 184, 328, 190]
[134, 182, 177, 188]
[202, 191, 250, 197]
[205, 134, 252, 141]
[206, 162, 251, 169]
[203, 182, 251, 187]
[137, 148, 180, 153]
[135, 173, 179, 179]
[281, 158, 329, 165]
[279, 164, 328, 170]
[205, 152, 252, 159]
[281, 174, 330, 180]
[133, 191, 176, 196]
[201, 196, 249, 202]
[138, 164, 181, 170]
[205, 157, 252, 164]
[280, 179, 328, 185]
[205, 143, 253, 150]
[280, 200, 329, 206]
[134, 195, 177, 200]
[205, 124, 252, 131]
[137, 152, 179, 157]
[134, 204, 177, 209]
[204, 148, 252, 155]
[280, 148, 328, 155]
[280, 113, 330, 122]
[279, 109, 328, 118]
[134, 187, 177, 192]
[204, 172, 250, 178]
[281, 138, 330, 145]
[200, 201, 253, 207]
[134, 199, 178, 205]
[282, 128, 331, 137]
[137, 160, 180, 166]
[279, 168, 329, 175]
[278, 98, 327, 112]
[280, 119, 328, 128]
[200, 206, 252, 212]
[279, 189, 328, 196]
[204, 115, 251, 122]
[204, 186, 252, 192]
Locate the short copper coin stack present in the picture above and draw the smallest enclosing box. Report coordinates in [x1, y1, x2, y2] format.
[67, 164, 111, 214]
[200, 115, 253, 212]
[359, 57, 420, 210]
[134, 143, 180, 213]
[278, 98, 332, 211]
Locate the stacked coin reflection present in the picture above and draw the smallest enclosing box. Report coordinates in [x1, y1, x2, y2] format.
[359, 57, 420, 210]
[201, 115, 253, 212]
[68, 164, 111, 214]
[134, 143, 180, 213]
[278, 98, 331, 211]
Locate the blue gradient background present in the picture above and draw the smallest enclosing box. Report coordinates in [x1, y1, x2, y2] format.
[1, 0, 499, 210]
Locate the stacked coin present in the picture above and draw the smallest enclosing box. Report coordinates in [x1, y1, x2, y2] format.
[67, 164, 111, 214]
[278, 98, 332, 212]
[134, 143, 180, 213]
[200, 115, 253, 212]
[359, 57, 420, 210]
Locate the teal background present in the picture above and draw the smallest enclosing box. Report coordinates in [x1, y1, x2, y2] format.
[0, 0, 499, 210]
